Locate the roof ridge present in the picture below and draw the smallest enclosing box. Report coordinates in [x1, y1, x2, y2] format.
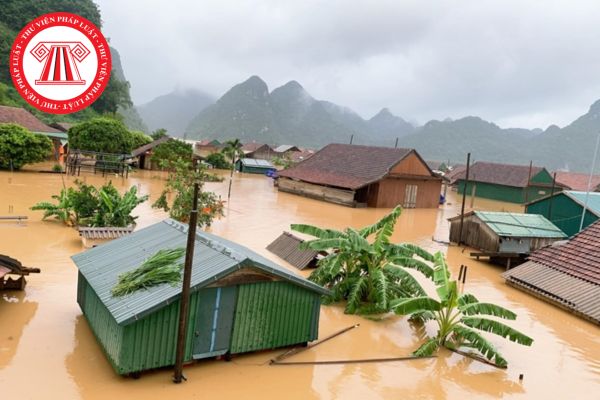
[163, 219, 248, 262]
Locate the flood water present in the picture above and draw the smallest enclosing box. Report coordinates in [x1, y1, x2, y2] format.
[1, 167, 599, 399]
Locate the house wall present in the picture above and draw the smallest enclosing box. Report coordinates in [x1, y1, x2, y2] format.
[230, 281, 320, 354]
[526, 194, 598, 237]
[449, 215, 500, 252]
[370, 178, 441, 208]
[278, 177, 356, 206]
[77, 275, 125, 373]
[247, 147, 274, 160]
[458, 181, 553, 204]
[390, 152, 431, 176]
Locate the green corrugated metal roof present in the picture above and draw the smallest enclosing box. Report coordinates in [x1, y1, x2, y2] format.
[35, 131, 68, 140]
[71, 219, 329, 325]
[564, 191, 600, 216]
[474, 211, 566, 238]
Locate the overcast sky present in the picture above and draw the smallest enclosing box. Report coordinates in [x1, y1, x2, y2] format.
[95, 0, 600, 129]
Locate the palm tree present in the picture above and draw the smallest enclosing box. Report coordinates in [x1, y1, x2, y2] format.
[222, 139, 244, 200]
[291, 206, 436, 314]
[391, 252, 533, 367]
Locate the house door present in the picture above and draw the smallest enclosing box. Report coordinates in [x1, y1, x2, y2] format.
[192, 286, 237, 359]
[403, 184, 418, 208]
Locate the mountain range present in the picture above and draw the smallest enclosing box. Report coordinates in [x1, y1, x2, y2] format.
[137, 75, 599, 172]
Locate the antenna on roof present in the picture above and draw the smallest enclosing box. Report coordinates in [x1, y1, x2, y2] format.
[579, 132, 600, 232]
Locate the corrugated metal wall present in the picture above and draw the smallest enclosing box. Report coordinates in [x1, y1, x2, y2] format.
[230, 281, 320, 354]
[119, 292, 201, 374]
[79, 278, 124, 372]
[527, 194, 598, 237]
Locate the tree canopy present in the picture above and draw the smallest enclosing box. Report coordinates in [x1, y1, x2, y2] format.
[68, 118, 133, 154]
[152, 139, 193, 167]
[0, 123, 52, 169]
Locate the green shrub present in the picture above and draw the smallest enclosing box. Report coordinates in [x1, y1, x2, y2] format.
[205, 152, 231, 169]
[68, 118, 133, 154]
[0, 123, 52, 169]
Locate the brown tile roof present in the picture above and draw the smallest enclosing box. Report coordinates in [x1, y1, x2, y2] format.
[456, 161, 545, 188]
[51, 122, 74, 132]
[445, 165, 466, 185]
[526, 220, 600, 285]
[554, 171, 600, 192]
[277, 143, 429, 190]
[289, 150, 314, 164]
[503, 220, 600, 324]
[266, 232, 319, 270]
[131, 136, 170, 157]
[78, 226, 134, 240]
[0, 105, 60, 134]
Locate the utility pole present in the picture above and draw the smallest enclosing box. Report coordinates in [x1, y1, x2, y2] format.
[173, 181, 199, 383]
[350, 134, 354, 145]
[394, 137, 399, 148]
[458, 153, 471, 245]
[524, 161, 533, 204]
[547, 172, 556, 220]
[579, 132, 600, 232]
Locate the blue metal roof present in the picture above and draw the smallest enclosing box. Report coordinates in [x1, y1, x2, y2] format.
[71, 219, 329, 325]
[239, 158, 274, 168]
[563, 191, 600, 216]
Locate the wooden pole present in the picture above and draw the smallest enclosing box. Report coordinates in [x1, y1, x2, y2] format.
[350, 135, 354, 145]
[394, 137, 399, 148]
[524, 160, 533, 204]
[458, 153, 471, 245]
[173, 181, 199, 383]
[547, 172, 557, 220]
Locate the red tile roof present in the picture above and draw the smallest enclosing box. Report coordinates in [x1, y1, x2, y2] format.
[528, 220, 600, 285]
[278, 143, 431, 190]
[554, 171, 600, 192]
[456, 161, 545, 188]
[0, 105, 60, 133]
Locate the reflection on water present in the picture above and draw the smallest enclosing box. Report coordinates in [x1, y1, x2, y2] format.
[0, 168, 599, 399]
[0, 291, 38, 369]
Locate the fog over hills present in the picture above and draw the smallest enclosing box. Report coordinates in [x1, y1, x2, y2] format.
[137, 75, 599, 172]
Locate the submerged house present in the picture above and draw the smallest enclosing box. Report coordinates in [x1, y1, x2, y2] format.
[553, 171, 600, 192]
[235, 158, 275, 174]
[448, 211, 566, 267]
[277, 143, 442, 208]
[0, 105, 67, 159]
[503, 220, 600, 325]
[72, 219, 328, 376]
[267, 232, 321, 270]
[78, 226, 134, 248]
[242, 143, 274, 160]
[456, 161, 561, 204]
[526, 191, 600, 237]
[130, 136, 170, 169]
[195, 139, 222, 159]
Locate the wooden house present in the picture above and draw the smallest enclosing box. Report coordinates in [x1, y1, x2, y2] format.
[0, 254, 40, 290]
[71, 219, 328, 376]
[456, 161, 562, 204]
[0, 105, 67, 159]
[503, 220, 600, 325]
[195, 139, 222, 159]
[277, 143, 442, 208]
[448, 211, 566, 267]
[242, 143, 274, 160]
[130, 136, 171, 169]
[526, 190, 600, 237]
[235, 158, 275, 174]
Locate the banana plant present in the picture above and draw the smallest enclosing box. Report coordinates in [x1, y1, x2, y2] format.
[30, 188, 75, 226]
[391, 252, 533, 367]
[93, 184, 148, 227]
[291, 206, 436, 315]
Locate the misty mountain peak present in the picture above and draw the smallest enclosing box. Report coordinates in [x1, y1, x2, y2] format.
[588, 99, 600, 115]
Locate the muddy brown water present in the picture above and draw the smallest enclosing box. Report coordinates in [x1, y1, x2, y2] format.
[0, 168, 599, 399]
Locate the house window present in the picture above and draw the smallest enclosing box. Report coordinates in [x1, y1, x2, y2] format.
[404, 184, 418, 208]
